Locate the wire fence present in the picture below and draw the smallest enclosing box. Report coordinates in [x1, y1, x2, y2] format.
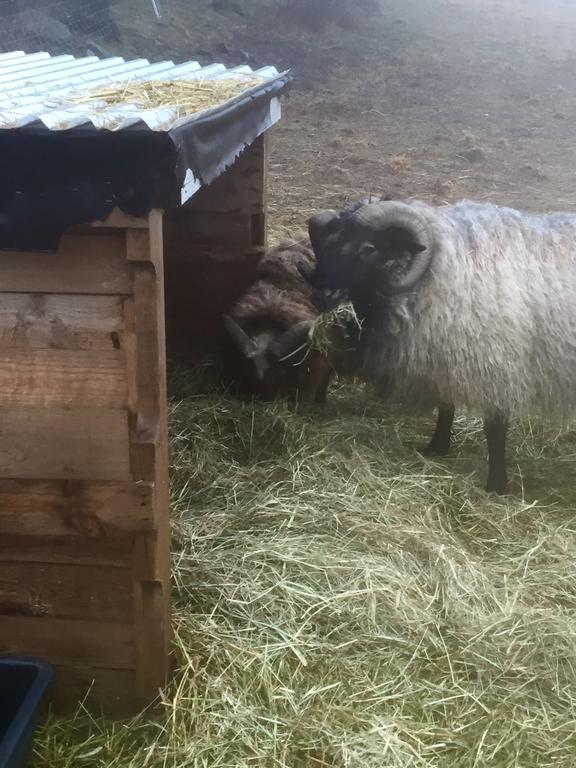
[0, 0, 381, 67]
[0, 0, 163, 58]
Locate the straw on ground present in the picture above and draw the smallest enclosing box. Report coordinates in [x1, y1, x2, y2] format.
[34, 372, 576, 767]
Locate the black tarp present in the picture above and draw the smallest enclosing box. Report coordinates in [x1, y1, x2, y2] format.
[0, 72, 291, 251]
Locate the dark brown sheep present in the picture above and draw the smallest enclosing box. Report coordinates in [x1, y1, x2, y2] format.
[223, 236, 344, 402]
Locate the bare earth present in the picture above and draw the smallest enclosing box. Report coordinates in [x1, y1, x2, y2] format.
[15, 0, 576, 237]
[116, 0, 576, 238]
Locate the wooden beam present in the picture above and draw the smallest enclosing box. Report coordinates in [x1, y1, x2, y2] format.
[48, 666, 137, 717]
[0, 408, 131, 480]
[90, 209, 150, 230]
[0, 234, 131, 295]
[0, 294, 125, 351]
[0, 536, 132, 567]
[0, 616, 135, 668]
[0, 480, 153, 537]
[0, 561, 133, 622]
[0, 349, 127, 409]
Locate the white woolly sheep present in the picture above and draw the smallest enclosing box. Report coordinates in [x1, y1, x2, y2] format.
[307, 198, 576, 494]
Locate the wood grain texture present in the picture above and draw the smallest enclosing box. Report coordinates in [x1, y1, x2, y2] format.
[0, 294, 125, 350]
[183, 136, 266, 214]
[0, 562, 132, 621]
[0, 535, 132, 566]
[90, 208, 149, 229]
[0, 479, 153, 537]
[131, 211, 172, 699]
[0, 616, 135, 668]
[0, 234, 131, 294]
[162, 139, 267, 364]
[126, 230, 162, 482]
[48, 665, 138, 716]
[0, 349, 127, 408]
[164, 211, 253, 247]
[0, 408, 130, 480]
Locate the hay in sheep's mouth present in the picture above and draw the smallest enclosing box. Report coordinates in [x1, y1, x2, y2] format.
[33, 369, 576, 767]
[309, 301, 363, 355]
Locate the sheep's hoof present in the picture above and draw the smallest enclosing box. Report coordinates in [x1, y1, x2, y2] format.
[419, 441, 450, 457]
[485, 477, 508, 495]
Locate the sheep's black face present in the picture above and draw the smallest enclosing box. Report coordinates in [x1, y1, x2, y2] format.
[317, 249, 385, 312]
[307, 204, 373, 311]
[308, 215, 383, 312]
[308, 202, 429, 313]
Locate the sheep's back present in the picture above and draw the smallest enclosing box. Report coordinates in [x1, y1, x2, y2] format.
[230, 236, 318, 330]
[370, 200, 576, 418]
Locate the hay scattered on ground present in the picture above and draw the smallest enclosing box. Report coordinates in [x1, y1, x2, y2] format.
[72, 76, 264, 118]
[34, 372, 576, 767]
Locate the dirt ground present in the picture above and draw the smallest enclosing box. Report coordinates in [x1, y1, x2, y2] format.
[8, 0, 576, 236]
[108, 0, 576, 238]
[264, 0, 576, 236]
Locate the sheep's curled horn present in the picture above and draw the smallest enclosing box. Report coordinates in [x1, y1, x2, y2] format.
[223, 313, 313, 362]
[306, 195, 394, 256]
[350, 201, 434, 291]
[308, 209, 339, 255]
[270, 320, 314, 360]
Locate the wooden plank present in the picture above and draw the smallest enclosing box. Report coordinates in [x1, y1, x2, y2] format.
[0, 535, 132, 567]
[0, 294, 125, 351]
[126, 231, 162, 481]
[184, 136, 266, 214]
[0, 234, 131, 294]
[48, 666, 138, 716]
[163, 247, 263, 359]
[0, 349, 127, 408]
[133, 211, 172, 697]
[164, 211, 253, 247]
[0, 616, 135, 668]
[166, 245, 265, 265]
[0, 479, 153, 537]
[91, 208, 149, 230]
[0, 408, 130, 480]
[0, 562, 133, 622]
[134, 578, 169, 700]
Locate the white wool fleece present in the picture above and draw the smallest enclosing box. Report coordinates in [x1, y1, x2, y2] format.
[364, 200, 576, 419]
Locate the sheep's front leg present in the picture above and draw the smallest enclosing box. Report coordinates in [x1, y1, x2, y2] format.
[421, 403, 455, 456]
[483, 412, 508, 494]
[314, 367, 333, 404]
[298, 352, 333, 404]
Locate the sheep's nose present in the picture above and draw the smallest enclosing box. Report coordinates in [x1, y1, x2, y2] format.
[315, 287, 348, 311]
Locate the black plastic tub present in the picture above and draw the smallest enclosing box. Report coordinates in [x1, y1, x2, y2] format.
[0, 656, 53, 768]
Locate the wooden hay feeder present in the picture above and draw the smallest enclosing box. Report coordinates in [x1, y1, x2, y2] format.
[0, 51, 289, 716]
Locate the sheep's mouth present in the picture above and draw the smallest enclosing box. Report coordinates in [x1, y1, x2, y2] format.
[314, 287, 349, 311]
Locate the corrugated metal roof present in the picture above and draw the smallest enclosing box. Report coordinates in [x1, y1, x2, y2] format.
[0, 49, 284, 132]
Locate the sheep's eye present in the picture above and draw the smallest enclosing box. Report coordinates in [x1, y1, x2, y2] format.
[359, 243, 377, 262]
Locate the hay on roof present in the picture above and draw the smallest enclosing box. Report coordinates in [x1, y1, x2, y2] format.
[72, 76, 264, 118]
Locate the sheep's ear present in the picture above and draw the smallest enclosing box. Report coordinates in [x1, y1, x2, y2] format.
[223, 315, 257, 358]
